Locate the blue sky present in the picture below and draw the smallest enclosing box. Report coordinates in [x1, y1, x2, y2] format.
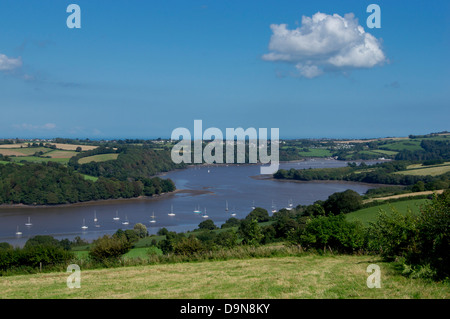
[0, 0, 449, 139]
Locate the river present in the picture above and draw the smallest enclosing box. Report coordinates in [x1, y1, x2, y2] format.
[0, 159, 383, 247]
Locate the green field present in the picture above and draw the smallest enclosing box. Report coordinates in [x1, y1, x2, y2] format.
[346, 198, 429, 225]
[78, 153, 119, 164]
[297, 148, 332, 157]
[379, 140, 423, 152]
[395, 164, 450, 177]
[0, 254, 448, 299]
[82, 174, 99, 182]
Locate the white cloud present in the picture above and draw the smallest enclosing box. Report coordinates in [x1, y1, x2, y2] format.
[0, 53, 22, 72]
[262, 12, 386, 78]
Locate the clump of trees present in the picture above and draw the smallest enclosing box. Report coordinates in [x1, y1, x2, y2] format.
[0, 161, 176, 205]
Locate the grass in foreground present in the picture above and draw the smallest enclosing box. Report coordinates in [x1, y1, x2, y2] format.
[0, 254, 448, 299]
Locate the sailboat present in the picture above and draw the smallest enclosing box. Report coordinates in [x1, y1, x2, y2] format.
[81, 219, 88, 230]
[231, 207, 236, 217]
[225, 200, 229, 212]
[168, 205, 175, 217]
[25, 216, 32, 227]
[122, 215, 130, 225]
[15, 226, 22, 236]
[93, 212, 101, 228]
[286, 199, 293, 211]
[113, 210, 120, 221]
[202, 208, 209, 219]
[193, 205, 201, 214]
[271, 200, 277, 214]
[251, 200, 256, 210]
[150, 212, 156, 223]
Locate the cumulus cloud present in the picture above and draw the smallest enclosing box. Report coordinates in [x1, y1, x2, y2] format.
[262, 12, 386, 78]
[0, 53, 22, 72]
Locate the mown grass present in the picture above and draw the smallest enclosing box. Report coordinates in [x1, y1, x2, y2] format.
[78, 153, 119, 164]
[395, 164, 450, 176]
[0, 254, 448, 299]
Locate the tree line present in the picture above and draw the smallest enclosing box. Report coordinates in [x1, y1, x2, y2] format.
[0, 161, 175, 205]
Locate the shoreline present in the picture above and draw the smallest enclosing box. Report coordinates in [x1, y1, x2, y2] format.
[250, 174, 397, 188]
[0, 189, 214, 210]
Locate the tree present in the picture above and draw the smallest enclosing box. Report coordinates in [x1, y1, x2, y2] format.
[238, 218, 264, 246]
[323, 189, 363, 215]
[89, 235, 131, 261]
[245, 207, 269, 222]
[173, 236, 204, 255]
[198, 219, 218, 231]
[133, 223, 148, 238]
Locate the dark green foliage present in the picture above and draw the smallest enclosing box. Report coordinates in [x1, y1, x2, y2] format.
[70, 146, 186, 180]
[89, 235, 131, 261]
[0, 161, 176, 205]
[173, 236, 204, 255]
[323, 189, 363, 215]
[245, 207, 270, 222]
[367, 191, 449, 279]
[298, 214, 366, 253]
[238, 218, 264, 246]
[197, 219, 218, 231]
[221, 217, 240, 229]
[0, 238, 74, 272]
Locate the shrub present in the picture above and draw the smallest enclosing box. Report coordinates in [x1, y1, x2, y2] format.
[89, 235, 131, 261]
[173, 236, 204, 255]
[299, 214, 366, 253]
[367, 207, 418, 260]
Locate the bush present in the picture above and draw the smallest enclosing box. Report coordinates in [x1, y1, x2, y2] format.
[89, 235, 131, 261]
[299, 214, 366, 253]
[323, 189, 363, 215]
[367, 208, 418, 260]
[173, 236, 204, 255]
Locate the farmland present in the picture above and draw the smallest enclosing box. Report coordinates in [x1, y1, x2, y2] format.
[78, 153, 119, 164]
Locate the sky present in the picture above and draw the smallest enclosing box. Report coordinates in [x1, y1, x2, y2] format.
[0, 0, 449, 140]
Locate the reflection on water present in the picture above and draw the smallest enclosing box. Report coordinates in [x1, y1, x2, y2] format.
[0, 159, 381, 246]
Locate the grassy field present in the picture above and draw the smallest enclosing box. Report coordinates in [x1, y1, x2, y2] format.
[346, 198, 429, 225]
[395, 164, 450, 176]
[297, 149, 332, 157]
[45, 150, 79, 158]
[0, 254, 448, 299]
[78, 153, 119, 164]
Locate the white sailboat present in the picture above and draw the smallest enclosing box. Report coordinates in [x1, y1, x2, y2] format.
[81, 219, 88, 230]
[251, 200, 256, 210]
[202, 208, 209, 219]
[150, 211, 156, 223]
[25, 216, 32, 227]
[286, 199, 293, 211]
[122, 215, 129, 225]
[15, 226, 22, 236]
[113, 210, 120, 221]
[231, 207, 236, 217]
[168, 205, 176, 217]
[271, 200, 277, 213]
[225, 200, 229, 212]
[193, 205, 201, 214]
[94, 210, 98, 223]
